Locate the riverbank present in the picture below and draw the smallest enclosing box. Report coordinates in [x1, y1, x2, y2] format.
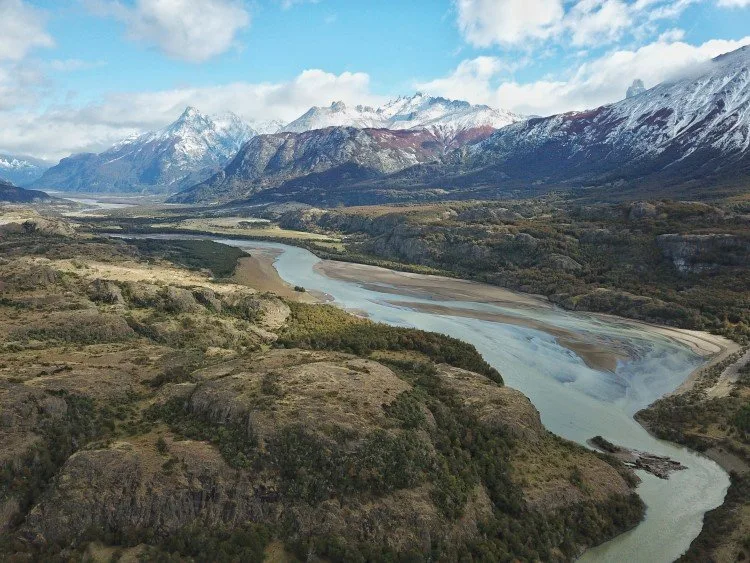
[231, 252, 320, 303]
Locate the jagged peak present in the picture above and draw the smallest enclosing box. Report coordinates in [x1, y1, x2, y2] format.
[626, 79, 646, 99]
[177, 106, 204, 120]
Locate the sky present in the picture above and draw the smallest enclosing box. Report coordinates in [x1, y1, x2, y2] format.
[0, 0, 749, 161]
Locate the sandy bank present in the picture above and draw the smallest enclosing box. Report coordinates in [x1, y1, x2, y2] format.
[315, 261, 547, 308]
[387, 300, 624, 373]
[232, 252, 320, 303]
[316, 259, 739, 383]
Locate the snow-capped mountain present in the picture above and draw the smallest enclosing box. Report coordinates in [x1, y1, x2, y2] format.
[251, 119, 286, 135]
[0, 153, 50, 186]
[282, 93, 523, 140]
[169, 124, 495, 204]
[194, 45, 750, 206]
[32, 107, 257, 194]
[452, 45, 750, 194]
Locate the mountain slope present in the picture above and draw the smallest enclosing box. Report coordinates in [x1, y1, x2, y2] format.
[169, 125, 494, 204]
[283, 93, 523, 140]
[452, 45, 750, 196]
[31, 108, 256, 194]
[0, 153, 51, 186]
[0, 179, 50, 202]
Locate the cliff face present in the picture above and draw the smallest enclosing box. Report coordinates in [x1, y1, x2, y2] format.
[656, 233, 750, 274]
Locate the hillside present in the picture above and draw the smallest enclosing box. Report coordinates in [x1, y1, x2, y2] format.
[169, 125, 495, 204]
[454, 46, 750, 197]
[0, 179, 49, 203]
[0, 212, 642, 560]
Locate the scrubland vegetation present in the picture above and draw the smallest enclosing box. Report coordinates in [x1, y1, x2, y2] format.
[0, 224, 643, 561]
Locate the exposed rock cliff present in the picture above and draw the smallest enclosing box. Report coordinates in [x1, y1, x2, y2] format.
[656, 233, 750, 274]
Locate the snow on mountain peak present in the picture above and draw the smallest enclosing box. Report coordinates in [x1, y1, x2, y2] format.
[626, 79, 646, 99]
[282, 93, 524, 136]
[472, 44, 750, 177]
[0, 153, 50, 185]
[33, 107, 258, 194]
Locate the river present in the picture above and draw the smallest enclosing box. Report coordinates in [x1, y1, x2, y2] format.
[122, 234, 731, 562]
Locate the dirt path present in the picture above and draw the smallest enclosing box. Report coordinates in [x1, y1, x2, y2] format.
[707, 347, 750, 398]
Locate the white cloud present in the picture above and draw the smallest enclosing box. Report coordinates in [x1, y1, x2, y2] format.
[455, 0, 564, 46]
[566, 0, 632, 46]
[416, 56, 511, 103]
[454, 0, 695, 48]
[658, 28, 686, 42]
[717, 0, 750, 6]
[418, 37, 750, 116]
[87, 0, 250, 63]
[0, 0, 54, 61]
[0, 69, 383, 161]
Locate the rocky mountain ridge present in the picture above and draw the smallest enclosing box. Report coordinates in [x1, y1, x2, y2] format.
[0, 178, 50, 203]
[0, 153, 50, 186]
[30, 107, 257, 194]
[169, 125, 496, 204]
[283, 92, 524, 140]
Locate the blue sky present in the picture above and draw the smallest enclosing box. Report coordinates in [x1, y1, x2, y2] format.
[1, 0, 749, 160]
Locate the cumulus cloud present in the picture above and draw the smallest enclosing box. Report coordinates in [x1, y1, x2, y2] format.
[0, 0, 54, 61]
[87, 0, 250, 63]
[0, 69, 383, 161]
[454, 0, 694, 48]
[418, 36, 750, 116]
[455, 0, 564, 46]
[566, 0, 632, 46]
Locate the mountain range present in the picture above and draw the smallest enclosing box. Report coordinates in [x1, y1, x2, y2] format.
[31, 94, 523, 196]
[30, 108, 257, 194]
[178, 45, 750, 206]
[172, 121, 500, 204]
[282, 93, 523, 139]
[0, 154, 51, 186]
[450, 46, 750, 196]
[20, 46, 750, 202]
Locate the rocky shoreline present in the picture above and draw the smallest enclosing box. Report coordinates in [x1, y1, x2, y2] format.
[588, 436, 687, 480]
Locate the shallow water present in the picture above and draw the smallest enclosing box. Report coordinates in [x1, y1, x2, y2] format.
[48, 192, 137, 209]
[125, 234, 731, 562]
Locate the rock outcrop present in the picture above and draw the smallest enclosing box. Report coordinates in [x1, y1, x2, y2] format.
[656, 233, 750, 274]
